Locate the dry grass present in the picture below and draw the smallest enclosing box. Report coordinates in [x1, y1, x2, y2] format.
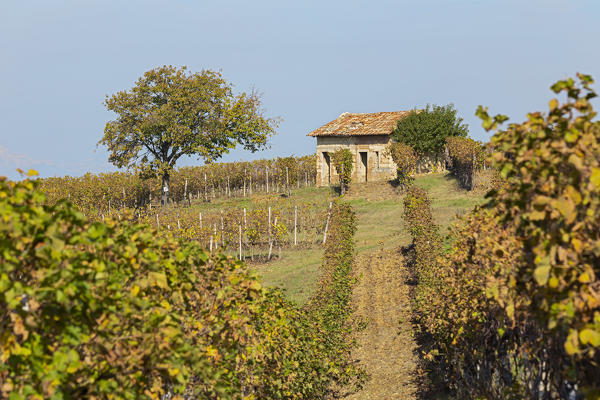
[345, 248, 419, 399]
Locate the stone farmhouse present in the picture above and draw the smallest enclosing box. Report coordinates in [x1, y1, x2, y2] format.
[307, 111, 410, 186]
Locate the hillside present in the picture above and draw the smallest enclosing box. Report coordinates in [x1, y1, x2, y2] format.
[256, 173, 486, 305]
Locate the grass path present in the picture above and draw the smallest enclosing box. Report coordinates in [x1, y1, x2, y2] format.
[346, 248, 418, 399]
[343, 182, 417, 399]
[342, 175, 486, 399]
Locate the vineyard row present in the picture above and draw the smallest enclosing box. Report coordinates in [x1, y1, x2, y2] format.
[97, 202, 332, 261]
[38, 154, 317, 212]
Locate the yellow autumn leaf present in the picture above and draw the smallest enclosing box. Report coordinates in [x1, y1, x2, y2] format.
[533, 258, 551, 286]
[591, 168, 600, 189]
[565, 339, 577, 355]
[160, 300, 171, 310]
[579, 272, 591, 283]
[506, 302, 515, 319]
[565, 185, 582, 205]
[553, 197, 576, 224]
[206, 345, 218, 358]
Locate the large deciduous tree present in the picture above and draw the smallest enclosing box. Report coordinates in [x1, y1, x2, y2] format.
[392, 103, 468, 156]
[100, 65, 278, 205]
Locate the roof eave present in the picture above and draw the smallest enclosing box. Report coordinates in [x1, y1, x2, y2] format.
[308, 132, 392, 137]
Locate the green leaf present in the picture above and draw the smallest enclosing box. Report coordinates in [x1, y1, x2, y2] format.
[534, 257, 551, 286]
[148, 271, 169, 289]
[579, 329, 600, 347]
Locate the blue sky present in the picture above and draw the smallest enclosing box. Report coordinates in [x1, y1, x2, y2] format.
[1, 0, 599, 180]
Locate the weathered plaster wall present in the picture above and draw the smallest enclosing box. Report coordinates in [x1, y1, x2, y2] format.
[315, 135, 396, 186]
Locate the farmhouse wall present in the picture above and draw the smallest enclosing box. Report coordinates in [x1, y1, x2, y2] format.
[315, 135, 396, 186]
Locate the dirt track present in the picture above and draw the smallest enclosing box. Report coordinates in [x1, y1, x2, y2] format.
[345, 247, 418, 400]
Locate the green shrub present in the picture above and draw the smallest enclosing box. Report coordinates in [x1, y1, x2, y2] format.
[331, 148, 353, 195]
[392, 103, 468, 156]
[388, 143, 417, 188]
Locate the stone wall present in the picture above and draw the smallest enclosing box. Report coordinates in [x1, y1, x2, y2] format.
[315, 135, 396, 186]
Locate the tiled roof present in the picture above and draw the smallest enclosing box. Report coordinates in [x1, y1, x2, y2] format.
[307, 111, 411, 137]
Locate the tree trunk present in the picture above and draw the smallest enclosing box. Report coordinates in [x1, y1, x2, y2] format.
[161, 171, 170, 206]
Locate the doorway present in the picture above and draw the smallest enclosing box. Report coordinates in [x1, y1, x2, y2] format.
[360, 151, 368, 182]
[323, 152, 331, 184]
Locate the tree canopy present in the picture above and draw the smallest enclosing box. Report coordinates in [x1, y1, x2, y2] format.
[392, 103, 468, 155]
[100, 65, 278, 204]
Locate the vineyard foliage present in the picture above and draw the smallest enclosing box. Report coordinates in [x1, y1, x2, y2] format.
[108, 201, 329, 259]
[387, 143, 417, 188]
[305, 201, 367, 392]
[445, 136, 485, 190]
[1, 174, 362, 399]
[405, 74, 600, 398]
[38, 155, 317, 213]
[402, 185, 441, 321]
[330, 148, 353, 194]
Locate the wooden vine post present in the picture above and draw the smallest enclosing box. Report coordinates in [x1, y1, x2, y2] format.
[213, 224, 218, 249]
[243, 168, 247, 197]
[294, 205, 297, 246]
[341, 163, 345, 195]
[268, 206, 272, 259]
[220, 210, 224, 247]
[238, 224, 242, 260]
[269, 216, 277, 260]
[204, 173, 208, 201]
[322, 201, 333, 244]
[266, 167, 269, 193]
